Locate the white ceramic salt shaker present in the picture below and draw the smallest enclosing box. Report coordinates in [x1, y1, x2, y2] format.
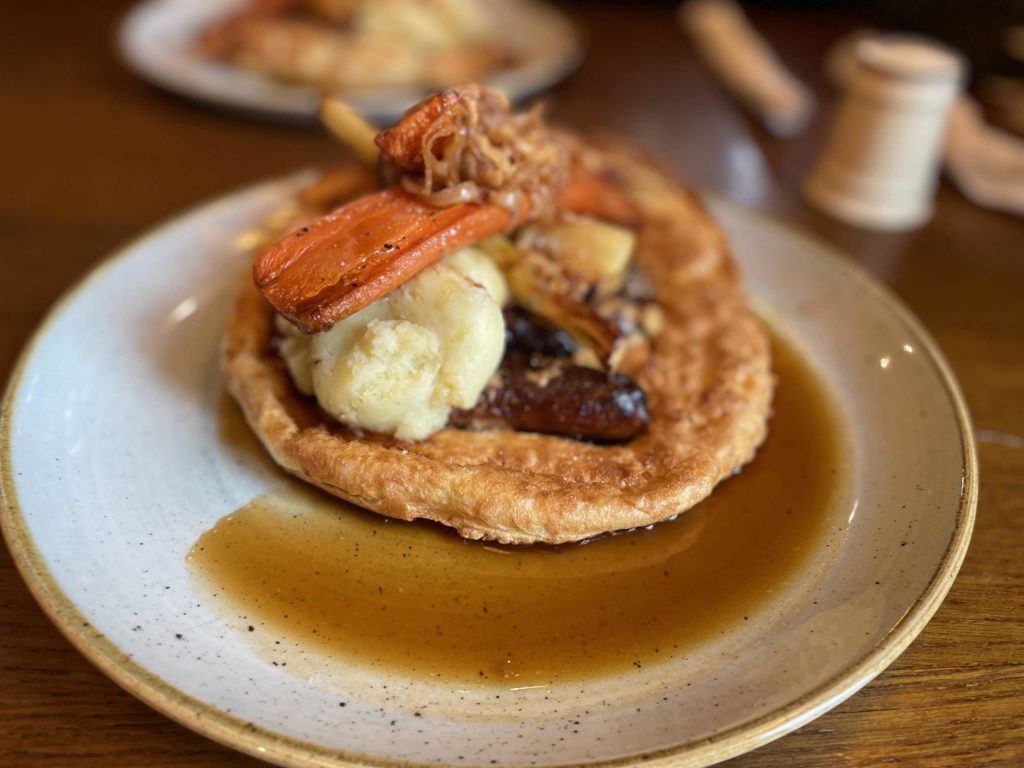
[805, 35, 966, 231]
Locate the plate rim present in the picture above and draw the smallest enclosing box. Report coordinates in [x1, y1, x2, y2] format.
[0, 176, 978, 768]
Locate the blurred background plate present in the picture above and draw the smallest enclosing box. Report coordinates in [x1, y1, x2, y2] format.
[116, 0, 583, 123]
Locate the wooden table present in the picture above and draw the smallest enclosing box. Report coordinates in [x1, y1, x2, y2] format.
[2, 2, 1021, 766]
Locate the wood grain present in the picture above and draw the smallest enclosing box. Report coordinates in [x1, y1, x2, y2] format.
[1, 2, 1021, 767]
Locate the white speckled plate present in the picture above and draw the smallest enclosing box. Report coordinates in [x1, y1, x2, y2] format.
[117, 0, 583, 123]
[0, 173, 976, 767]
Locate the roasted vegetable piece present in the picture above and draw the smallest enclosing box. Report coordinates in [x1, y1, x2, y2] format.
[502, 248, 621, 361]
[375, 89, 460, 171]
[517, 214, 636, 297]
[255, 188, 516, 334]
[320, 97, 381, 165]
[558, 168, 639, 226]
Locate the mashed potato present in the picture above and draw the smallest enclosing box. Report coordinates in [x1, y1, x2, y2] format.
[278, 248, 506, 440]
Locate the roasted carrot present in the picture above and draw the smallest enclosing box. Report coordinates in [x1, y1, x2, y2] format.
[558, 168, 639, 227]
[255, 187, 515, 334]
[374, 90, 463, 171]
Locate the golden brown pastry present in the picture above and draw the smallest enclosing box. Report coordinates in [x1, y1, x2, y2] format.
[222, 89, 772, 545]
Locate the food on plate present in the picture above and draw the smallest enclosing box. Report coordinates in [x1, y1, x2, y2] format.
[222, 85, 773, 544]
[197, 0, 524, 92]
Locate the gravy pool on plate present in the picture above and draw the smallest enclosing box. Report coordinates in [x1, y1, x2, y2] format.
[190, 332, 848, 686]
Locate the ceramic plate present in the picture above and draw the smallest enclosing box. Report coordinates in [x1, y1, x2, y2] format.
[117, 0, 583, 123]
[0, 173, 976, 767]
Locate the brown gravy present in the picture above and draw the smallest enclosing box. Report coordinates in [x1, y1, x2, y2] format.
[191, 334, 847, 686]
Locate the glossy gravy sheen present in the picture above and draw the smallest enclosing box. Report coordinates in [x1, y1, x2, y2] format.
[191, 335, 846, 686]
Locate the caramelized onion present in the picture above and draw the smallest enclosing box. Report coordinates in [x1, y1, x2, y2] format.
[376, 85, 570, 221]
[401, 178, 483, 207]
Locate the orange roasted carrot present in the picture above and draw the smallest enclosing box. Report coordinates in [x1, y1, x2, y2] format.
[558, 168, 639, 227]
[374, 90, 460, 171]
[255, 187, 515, 334]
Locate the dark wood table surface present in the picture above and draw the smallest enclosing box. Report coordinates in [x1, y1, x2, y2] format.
[2, 2, 1021, 766]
